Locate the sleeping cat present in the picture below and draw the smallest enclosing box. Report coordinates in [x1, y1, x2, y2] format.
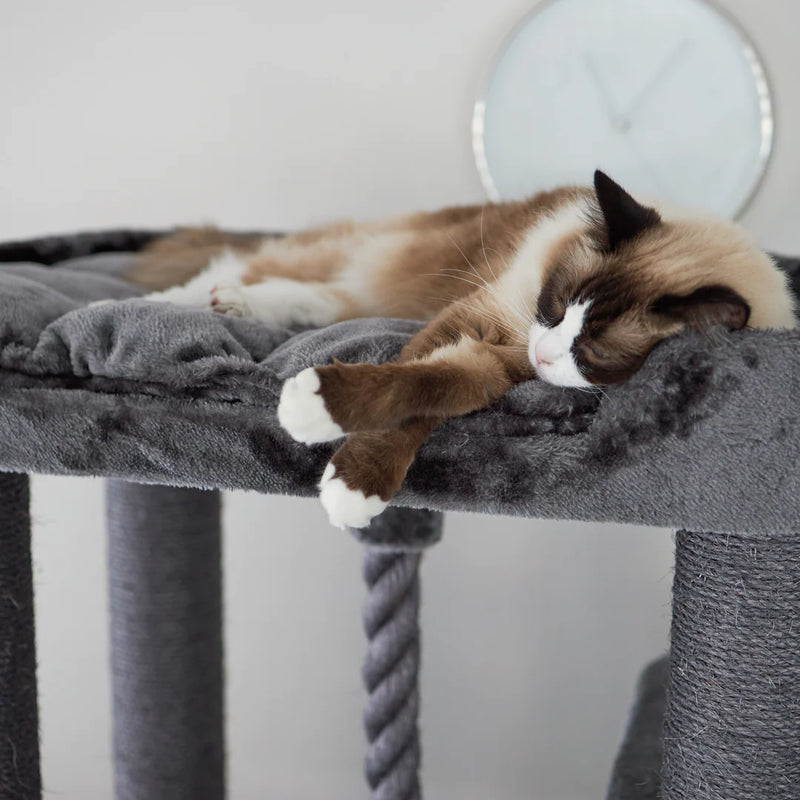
[126, 171, 796, 528]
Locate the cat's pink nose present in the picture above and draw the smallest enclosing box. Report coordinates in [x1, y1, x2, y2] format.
[534, 342, 554, 366]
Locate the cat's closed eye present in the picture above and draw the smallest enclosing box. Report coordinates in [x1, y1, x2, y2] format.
[535, 301, 565, 328]
[581, 341, 610, 361]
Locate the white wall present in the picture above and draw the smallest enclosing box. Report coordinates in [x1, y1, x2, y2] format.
[2, 1, 798, 798]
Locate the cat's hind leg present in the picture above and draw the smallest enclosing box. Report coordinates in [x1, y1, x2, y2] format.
[211, 279, 347, 328]
[143, 248, 348, 328]
[144, 248, 247, 307]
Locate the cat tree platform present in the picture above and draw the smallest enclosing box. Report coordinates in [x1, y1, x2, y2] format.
[1, 230, 798, 800]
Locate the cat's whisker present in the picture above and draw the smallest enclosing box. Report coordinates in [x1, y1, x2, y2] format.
[478, 214, 535, 326]
[447, 235, 482, 276]
[574, 384, 611, 401]
[439, 271, 532, 330]
[481, 245, 511, 272]
[422, 294, 523, 340]
[480, 242, 534, 322]
[425, 295, 509, 329]
[473, 222, 534, 326]
[445, 235, 531, 322]
[438, 266, 499, 297]
[438, 272, 528, 321]
[479, 208, 501, 285]
[479, 249, 535, 319]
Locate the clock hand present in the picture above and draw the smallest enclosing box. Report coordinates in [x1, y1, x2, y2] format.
[620, 39, 694, 126]
[582, 52, 624, 128]
[621, 133, 675, 199]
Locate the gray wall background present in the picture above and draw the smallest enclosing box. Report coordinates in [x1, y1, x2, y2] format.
[0, 1, 797, 798]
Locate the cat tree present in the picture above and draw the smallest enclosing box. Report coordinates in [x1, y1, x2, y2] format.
[0, 230, 798, 800]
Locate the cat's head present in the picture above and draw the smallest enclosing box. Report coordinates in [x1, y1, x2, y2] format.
[528, 170, 796, 387]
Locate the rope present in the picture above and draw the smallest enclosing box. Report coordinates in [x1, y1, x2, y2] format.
[362, 549, 423, 800]
[663, 530, 800, 799]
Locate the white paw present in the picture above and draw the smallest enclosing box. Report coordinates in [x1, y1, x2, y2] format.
[318, 463, 388, 529]
[143, 288, 184, 303]
[277, 367, 344, 444]
[210, 283, 249, 316]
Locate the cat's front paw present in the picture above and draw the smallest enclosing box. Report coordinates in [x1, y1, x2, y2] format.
[278, 367, 345, 444]
[210, 284, 249, 316]
[318, 463, 388, 529]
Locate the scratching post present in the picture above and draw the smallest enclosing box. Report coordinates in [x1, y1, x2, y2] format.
[359, 508, 443, 800]
[0, 473, 41, 800]
[662, 530, 800, 799]
[106, 481, 224, 800]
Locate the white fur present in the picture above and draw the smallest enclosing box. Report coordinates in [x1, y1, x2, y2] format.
[494, 199, 588, 323]
[335, 231, 414, 308]
[210, 284, 249, 316]
[528, 301, 593, 388]
[145, 248, 248, 306]
[318, 463, 388, 529]
[421, 336, 478, 363]
[253, 228, 413, 314]
[145, 245, 344, 326]
[239, 279, 343, 327]
[278, 367, 345, 444]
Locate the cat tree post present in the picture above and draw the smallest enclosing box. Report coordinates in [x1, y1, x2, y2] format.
[106, 481, 224, 800]
[357, 507, 443, 800]
[0, 473, 41, 800]
[662, 530, 800, 799]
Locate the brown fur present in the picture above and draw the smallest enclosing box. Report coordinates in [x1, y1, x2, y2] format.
[329, 416, 440, 501]
[126, 227, 263, 291]
[127, 174, 796, 518]
[362, 187, 588, 319]
[127, 187, 585, 319]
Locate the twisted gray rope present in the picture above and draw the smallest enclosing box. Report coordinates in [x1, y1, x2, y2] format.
[663, 530, 800, 799]
[0, 474, 40, 800]
[362, 549, 423, 800]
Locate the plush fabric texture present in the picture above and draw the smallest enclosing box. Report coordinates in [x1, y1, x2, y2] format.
[106, 481, 224, 800]
[605, 656, 666, 800]
[0, 238, 799, 540]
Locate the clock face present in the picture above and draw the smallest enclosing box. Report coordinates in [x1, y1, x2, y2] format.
[473, 0, 773, 218]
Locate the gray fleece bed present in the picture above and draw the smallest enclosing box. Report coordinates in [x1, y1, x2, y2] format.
[1, 232, 799, 541]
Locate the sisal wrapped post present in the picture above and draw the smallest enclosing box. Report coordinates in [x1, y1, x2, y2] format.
[663, 530, 800, 799]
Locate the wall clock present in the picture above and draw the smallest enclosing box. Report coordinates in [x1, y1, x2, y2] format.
[473, 0, 773, 218]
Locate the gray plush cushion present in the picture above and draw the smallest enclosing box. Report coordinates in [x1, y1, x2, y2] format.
[1, 249, 799, 540]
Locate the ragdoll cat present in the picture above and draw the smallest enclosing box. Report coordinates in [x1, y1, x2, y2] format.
[126, 171, 796, 528]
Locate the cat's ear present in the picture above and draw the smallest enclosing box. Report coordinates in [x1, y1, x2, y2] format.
[651, 285, 750, 331]
[593, 170, 661, 251]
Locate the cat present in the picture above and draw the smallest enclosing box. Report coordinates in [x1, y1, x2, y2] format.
[126, 171, 796, 529]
